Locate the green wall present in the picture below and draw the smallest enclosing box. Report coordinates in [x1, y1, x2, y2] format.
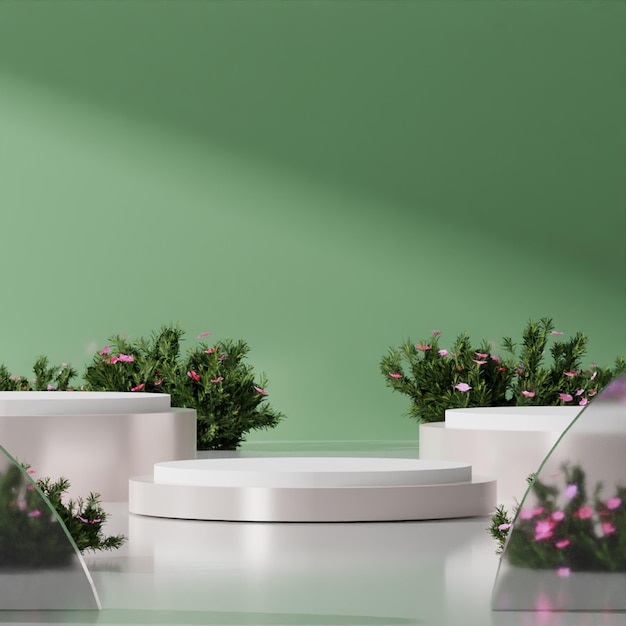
[0, 1, 624, 443]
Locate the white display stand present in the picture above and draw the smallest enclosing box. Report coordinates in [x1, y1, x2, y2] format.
[0, 392, 196, 501]
[419, 407, 581, 505]
[129, 456, 496, 522]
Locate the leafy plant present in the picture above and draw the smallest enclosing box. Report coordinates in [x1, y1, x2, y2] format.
[84, 325, 285, 450]
[492, 464, 626, 574]
[0, 462, 125, 569]
[0, 357, 78, 391]
[381, 318, 625, 423]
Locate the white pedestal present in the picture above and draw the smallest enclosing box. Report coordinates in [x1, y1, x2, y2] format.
[130, 457, 496, 522]
[0, 392, 196, 501]
[419, 407, 581, 505]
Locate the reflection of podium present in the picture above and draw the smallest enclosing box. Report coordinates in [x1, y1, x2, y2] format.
[492, 376, 626, 613]
[0, 392, 196, 501]
[419, 406, 580, 505]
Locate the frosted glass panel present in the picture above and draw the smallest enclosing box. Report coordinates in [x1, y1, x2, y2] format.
[492, 375, 626, 612]
[0, 444, 100, 610]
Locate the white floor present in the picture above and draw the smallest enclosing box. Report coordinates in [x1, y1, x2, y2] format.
[1, 442, 625, 626]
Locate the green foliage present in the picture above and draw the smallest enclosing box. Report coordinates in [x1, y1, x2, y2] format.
[497, 464, 626, 573]
[0, 462, 125, 568]
[381, 318, 625, 423]
[0, 357, 78, 391]
[84, 325, 285, 450]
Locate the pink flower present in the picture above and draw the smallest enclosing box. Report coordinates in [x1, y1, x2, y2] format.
[588, 390, 597, 397]
[47, 384, 55, 390]
[431, 330, 441, 335]
[521, 390, 535, 398]
[472, 359, 487, 365]
[90, 518, 102, 524]
[204, 348, 216, 354]
[579, 397, 589, 407]
[198, 331, 211, 338]
[532, 507, 544, 516]
[491, 355, 500, 362]
[118, 354, 134, 362]
[99, 346, 111, 355]
[254, 386, 268, 395]
[154, 378, 164, 386]
[498, 523, 511, 531]
[564, 371, 577, 377]
[575, 505, 593, 519]
[552, 510, 566, 522]
[607, 497, 621, 510]
[78, 516, 89, 523]
[454, 382, 471, 392]
[475, 352, 489, 358]
[551, 331, 564, 336]
[131, 383, 145, 392]
[557, 567, 570, 578]
[590, 371, 597, 381]
[559, 393, 573, 402]
[415, 344, 430, 351]
[555, 539, 570, 549]
[210, 377, 224, 383]
[388, 372, 402, 379]
[27, 510, 42, 518]
[219, 355, 228, 360]
[17, 500, 27, 511]
[575, 389, 585, 396]
[438, 349, 449, 357]
[565, 484, 578, 499]
[498, 366, 506, 371]
[519, 509, 534, 520]
[534, 520, 554, 541]
[602, 522, 616, 535]
[187, 370, 200, 382]
[109, 356, 120, 364]
[27, 469, 36, 475]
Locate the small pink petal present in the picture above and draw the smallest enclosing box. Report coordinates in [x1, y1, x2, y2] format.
[564, 371, 577, 377]
[47, 384, 55, 390]
[588, 390, 597, 397]
[551, 331, 564, 336]
[607, 497, 621, 510]
[90, 518, 102, 524]
[154, 378, 164, 386]
[519, 509, 534, 520]
[187, 370, 200, 382]
[204, 348, 216, 354]
[497, 523, 511, 531]
[576, 505, 592, 519]
[590, 371, 597, 380]
[219, 355, 228, 360]
[27, 509, 42, 518]
[575, 388, 585, 396]
[551, 510, 566, 522]
[438, 349, 448, 357]
[118, 354, 134, 362]
[602, 522, 616, 535]
[558, 393, 573, 402]
[254, 386, 268, 395]
[521, 390, 536, 398]
[565, 484, 578, 499]
[17, 500, 27, 511]
[491, 355, 500, 362]
[210, 377, 224, 383]
[10, 375, 20, 381]
[472, 359, 487, 365]
[555, 539, 570, 549]
[131, 383, 145, 392]
[557, 567, 570, 578]
[198, 331, 211, 338]
[454, 382, 471, 392]
[431, 330, 441, 335]
[27, 469, 36, 475]
[415, 344, 430, 351]
[99, 345, 111, 355]
[109, 356, 120, 364]
[78, 516, 89, 523]
[475, 352, 489, 358]
[388, 372, 402, 379]
[579, 397, 589, 407]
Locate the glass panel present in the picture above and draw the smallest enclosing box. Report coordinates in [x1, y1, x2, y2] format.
[492, 375, 626, 612]
[0, 443, 100, 610]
